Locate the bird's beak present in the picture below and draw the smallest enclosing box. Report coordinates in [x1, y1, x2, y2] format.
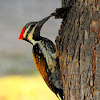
[37, 15, 51, 30]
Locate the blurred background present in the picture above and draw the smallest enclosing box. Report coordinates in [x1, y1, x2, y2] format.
[0, 0, 61, 100]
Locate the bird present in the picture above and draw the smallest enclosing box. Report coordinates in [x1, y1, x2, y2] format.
[18, 14, 63, 100]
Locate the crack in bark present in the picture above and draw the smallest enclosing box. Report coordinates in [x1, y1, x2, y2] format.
[97, 26, 100, 43]
[78, 44, 81, 99]
[91, 45, 97, 97]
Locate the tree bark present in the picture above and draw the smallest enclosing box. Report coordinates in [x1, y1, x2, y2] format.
[56, 0, 100, 100]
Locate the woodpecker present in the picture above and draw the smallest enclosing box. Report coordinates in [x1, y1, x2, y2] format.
[18, 15, 63, 100]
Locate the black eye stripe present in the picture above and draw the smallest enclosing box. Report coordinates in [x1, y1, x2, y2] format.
[27, 25, 35, 34]
[26, 25, 35, 39]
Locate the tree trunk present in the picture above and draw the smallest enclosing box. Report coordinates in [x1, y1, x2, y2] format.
[56, 0, 100, 100]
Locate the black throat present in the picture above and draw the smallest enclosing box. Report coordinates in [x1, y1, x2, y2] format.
[33, 34, 42, 41]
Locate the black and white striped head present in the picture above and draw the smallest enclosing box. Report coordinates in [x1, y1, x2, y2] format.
[19, 22, 38, 44]
[18, 16, 51, 44]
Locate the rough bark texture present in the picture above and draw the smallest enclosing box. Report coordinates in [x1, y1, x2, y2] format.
[56, 0, 100, 100]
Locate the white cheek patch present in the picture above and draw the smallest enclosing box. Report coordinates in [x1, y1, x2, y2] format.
[24, 24, 38, 44]
[28, 24, 38, 43]
[23, 25, 31, 38]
